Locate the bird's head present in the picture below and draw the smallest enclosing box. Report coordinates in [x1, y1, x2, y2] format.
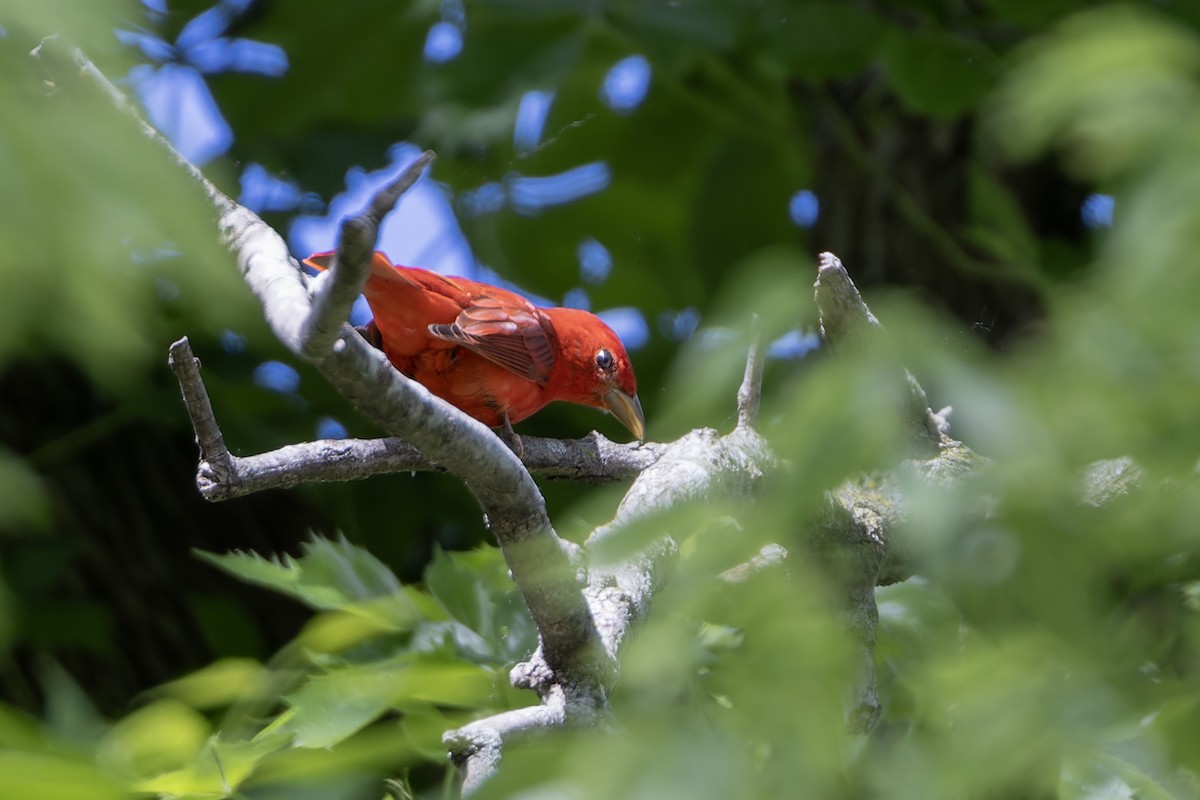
[543, 307, 645, 440]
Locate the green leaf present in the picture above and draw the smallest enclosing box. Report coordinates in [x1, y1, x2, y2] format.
[981, 0, 1091, 28]
[883, 29, 997, 117]
[40, 662, 108, 748]
[134, 734, 286, 797]
[0, 448, 49, 531]
[766, 0, 887, 79]
[0, 750, 126, 800]
[0, 30, 255, 391]
[153, 658, 270, 710]
[989, 5, 1200, 178]
[424, 547, 537, 662]
[197, 535, 420, 629]
[610, 0, 747, 56]
[97, 699, 211, 781]
[963, 163, 1040, 266]
[284, 657, 496, 749]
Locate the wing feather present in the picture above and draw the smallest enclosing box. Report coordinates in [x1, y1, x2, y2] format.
[428, 296, 556, 384]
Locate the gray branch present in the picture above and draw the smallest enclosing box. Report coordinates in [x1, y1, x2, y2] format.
[300, 151, 435, 359]
[166, 338, 666, 500]
[444, 688, 573, 794]
[811, 251, 979, 732]
[42, 39, 992, 795]
[736, 325, 764, 429]
[43, 40, 605, 690]
[446, 352, 777, 789]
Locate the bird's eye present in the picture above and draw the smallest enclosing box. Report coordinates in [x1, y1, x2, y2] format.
[595, 348, 615, 372]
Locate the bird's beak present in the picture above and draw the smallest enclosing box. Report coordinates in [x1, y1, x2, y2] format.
[604, 389, 646, 441]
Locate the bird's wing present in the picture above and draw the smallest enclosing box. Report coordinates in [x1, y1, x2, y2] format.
[428, 294, 556, 385]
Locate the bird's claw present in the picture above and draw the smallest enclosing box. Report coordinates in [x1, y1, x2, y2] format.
[497, 414, 525, 459]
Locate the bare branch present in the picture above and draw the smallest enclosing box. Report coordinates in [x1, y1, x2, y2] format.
[44, 41, 606, 687]
[519, 434, 666, 483]
[814, 251, 882, 352]
[736, 322, 764, 430]
[167, 337, 236, 491]
[445, 423, 776, 778]
[815, 250, 951, 451]
[443, 687, 576, 796]
[300, 151, 436, 358]
[721, 543, 788, 583]
[810, 251, 984, 733]
[164, 343, 666, 499]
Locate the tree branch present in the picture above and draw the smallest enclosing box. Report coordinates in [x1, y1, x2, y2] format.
[446, 343, 778, 790]
[444, 687, 574, 794]
[299, 151, 436, 359]
[167, 335, 666, 500]
[45, 39, 981, 794]
[736, 323, 763, 430]
[811, 250, 979, 732]
[167, 337, 236, 493]
[41, 40, 607, 690]
[816, 250, 950, 450]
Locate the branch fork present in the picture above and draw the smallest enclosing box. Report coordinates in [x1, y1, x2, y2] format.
[46, 39, 986, 796]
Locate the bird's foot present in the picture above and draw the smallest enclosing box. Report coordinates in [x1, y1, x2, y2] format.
[497, 414, 525, 459]
[355, 323, 382, 349]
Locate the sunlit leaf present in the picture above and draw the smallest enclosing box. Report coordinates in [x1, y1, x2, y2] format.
[197, 535, 420, 628]
[424, 547, 537, 662]
[153, 658, 270, 710]
[990, 5, 1200, 177]
[0, 750, 126, 800]
[284, 657, 495, 749]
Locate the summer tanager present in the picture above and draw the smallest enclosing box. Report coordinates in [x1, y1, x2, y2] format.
[303, 251, 645, 440]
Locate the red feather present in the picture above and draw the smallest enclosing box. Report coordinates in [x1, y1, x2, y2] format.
[302, 251, 644, 438]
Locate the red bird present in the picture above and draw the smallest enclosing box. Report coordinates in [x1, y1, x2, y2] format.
[303, 251, 645, 440]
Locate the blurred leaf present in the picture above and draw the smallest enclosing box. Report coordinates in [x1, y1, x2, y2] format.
[423, 547, 537, 662]
[0, 750, 126, 800]
[609, 0, 747, 57]
[765, 0, 887, 79]
[0, 21, 256, 391]
[0, 448, 50, 532]
[990, 5, 1200, 177]
[964, 162, 1041, 267]
[197, 535, 420, 627]
[284, 657, 495, 749]
[40, 662, 108, 748]
[982, 0, 1089, 28]
[153, 658, 269, 710]
[97, 699, 210, 780]
[135, 734, 284, 797]
[883, 28, 997, 118]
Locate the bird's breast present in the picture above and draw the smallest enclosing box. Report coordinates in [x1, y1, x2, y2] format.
[392, 346, 548, 428]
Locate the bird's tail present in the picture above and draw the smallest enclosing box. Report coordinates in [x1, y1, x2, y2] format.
[301, 251, 400, 283]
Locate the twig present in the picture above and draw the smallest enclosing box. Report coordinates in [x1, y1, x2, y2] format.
[444, 688, 573, 795]
[814, 251, 881, 353]
[815, 251, 950, 450]
[165, 341, 435, 499]
[300, 151, 436, 359]
[721, 543, 788, 583]
[736, 321, 764, 430]
[167, 338, 236, 490]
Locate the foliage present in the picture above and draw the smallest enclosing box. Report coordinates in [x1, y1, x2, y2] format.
[2, 1, 1200, 799]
